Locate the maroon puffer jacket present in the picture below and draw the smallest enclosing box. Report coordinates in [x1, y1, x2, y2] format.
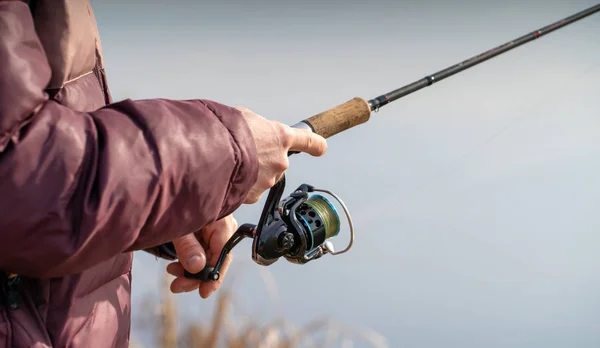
[0, 1, 258, 346]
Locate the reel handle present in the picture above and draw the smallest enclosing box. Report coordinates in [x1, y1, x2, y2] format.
[296, 97, 372, 139]
[182, 223, 256, 282]
[184, 266, 218, 281]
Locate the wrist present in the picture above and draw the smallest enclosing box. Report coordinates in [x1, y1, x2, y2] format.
[197, 100, 259, 215]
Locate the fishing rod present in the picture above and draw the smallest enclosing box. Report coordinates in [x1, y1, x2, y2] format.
[181, 3, 600, 282]
[292, 3, 600, 138]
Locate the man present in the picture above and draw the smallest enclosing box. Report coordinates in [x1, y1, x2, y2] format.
[0, 0, 327, 346]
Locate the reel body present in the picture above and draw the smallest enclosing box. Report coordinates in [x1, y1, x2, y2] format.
[184, 175, 354, 282]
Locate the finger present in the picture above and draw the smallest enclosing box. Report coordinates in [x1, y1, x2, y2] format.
[172, 233, 206, 274]
[229, 215, 239, 232]
[199, 216, 237, 298]
[201, 215, 237, 246]
[243, 185, 266, 204]
[166, 261, 185, 277]
[288, 128, 327, 156]
[166, 262, 201, 293]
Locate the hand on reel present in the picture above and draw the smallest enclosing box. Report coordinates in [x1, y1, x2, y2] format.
[183, 175, 355, 282]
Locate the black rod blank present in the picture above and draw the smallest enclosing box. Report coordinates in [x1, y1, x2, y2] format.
[368, 4, 600, 111]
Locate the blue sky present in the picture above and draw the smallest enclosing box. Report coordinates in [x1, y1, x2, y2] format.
[92, 1, 600, 346]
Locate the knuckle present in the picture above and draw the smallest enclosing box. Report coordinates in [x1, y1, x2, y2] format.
[304, 134, 313, 149]
[180, 243, 197, 255]
[245, 189, 259, 203]
[277, 122, 294, 148]
[178, 241, 193, 252]
[174, 236, 192, 248]
[275, 158, 289, 172]
[246, 193, 260, 204]
[266, 176, 277, 188]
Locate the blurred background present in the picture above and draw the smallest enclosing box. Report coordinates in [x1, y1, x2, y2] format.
[92, 0, 600, 347]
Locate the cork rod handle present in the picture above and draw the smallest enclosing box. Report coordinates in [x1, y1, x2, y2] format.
[300, 97, 372, 139]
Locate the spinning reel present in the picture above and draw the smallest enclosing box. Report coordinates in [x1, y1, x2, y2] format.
[184, 175, 355, 281]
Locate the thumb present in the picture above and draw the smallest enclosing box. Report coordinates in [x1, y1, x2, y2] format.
[172, 234, 207, 274]
[288, 128, 327, 156]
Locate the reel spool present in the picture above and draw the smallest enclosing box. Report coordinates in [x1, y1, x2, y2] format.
[292, 194, 341, 258]
[183, 175, 355, 282]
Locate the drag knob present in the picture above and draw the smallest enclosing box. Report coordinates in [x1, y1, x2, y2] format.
[279, 232, 295, 250]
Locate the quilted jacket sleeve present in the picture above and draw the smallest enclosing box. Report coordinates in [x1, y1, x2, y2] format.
[0, 1, 258, 278]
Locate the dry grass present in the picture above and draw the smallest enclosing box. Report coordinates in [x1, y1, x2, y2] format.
[131, 264, 388, 348]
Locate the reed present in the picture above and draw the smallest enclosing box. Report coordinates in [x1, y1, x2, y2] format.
[131, 264, 388, 348]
